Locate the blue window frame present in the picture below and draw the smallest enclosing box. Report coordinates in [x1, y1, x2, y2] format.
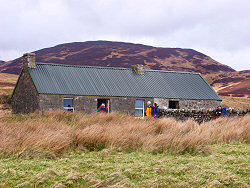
[135, 100, 144, 117]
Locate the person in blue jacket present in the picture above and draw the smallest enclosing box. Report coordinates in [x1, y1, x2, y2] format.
[222, 106, 228, 117]
[152, 103, 160, 118]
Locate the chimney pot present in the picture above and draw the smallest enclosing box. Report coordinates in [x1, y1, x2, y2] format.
[131, 64, 144, 74]
[23, 53, 36, 69]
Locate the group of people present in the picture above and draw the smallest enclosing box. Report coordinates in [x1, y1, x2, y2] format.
[145, 101, 160, 118]
[215, 105, 229, 118]
[97, 101, 160, 117]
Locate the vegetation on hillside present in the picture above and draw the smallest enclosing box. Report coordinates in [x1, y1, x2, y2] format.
[0, 112, 249, 157]
[0, 73, 17, 95]
[1, 41, 249, 98]
[0, 73, 17, 109]
[221, 96, 250, 109]
[0, 112, 249, 187]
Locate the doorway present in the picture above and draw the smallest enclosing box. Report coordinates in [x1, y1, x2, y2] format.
[97, 99, 110, 112]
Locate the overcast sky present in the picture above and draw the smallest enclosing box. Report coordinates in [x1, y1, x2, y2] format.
[0, 0, 249, 71]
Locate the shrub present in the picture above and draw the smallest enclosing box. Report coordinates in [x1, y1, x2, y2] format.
[0, 111, 249, 157]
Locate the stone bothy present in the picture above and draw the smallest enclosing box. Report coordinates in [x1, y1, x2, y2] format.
[11, 53, 222, 115]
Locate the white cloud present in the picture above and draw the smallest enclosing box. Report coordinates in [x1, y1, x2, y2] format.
[0, 0, 249, 70]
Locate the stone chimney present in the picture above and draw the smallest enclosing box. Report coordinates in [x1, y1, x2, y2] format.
[23, 53, 36, 69]
[131, 64, 144, 74]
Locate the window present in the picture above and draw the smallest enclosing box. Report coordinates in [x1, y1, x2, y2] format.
[64, 98, 74, 112]
[169, 101, 179, 109]
[135, 100, 144, 117]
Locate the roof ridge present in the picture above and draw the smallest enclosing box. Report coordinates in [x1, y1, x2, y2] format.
[36, 62, 128, 70]
[35, 62, 200, 74]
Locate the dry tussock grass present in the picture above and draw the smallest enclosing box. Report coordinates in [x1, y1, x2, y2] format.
[0, 111, 249, 157]
[220, 96, 250, 109]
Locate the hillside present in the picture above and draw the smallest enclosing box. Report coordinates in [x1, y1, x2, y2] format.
[0, 73, 17, 95]
[0, 41, 235, 75]
[0, 41, 249, 97]
[204, 70, 250, 98]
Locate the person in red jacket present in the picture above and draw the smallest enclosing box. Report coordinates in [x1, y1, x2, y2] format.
[97, 103, 108, 113]
[216, 105, 222, 119]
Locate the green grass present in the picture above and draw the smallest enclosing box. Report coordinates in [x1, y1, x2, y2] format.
[0, 112, 249, 187]
[0, 144, 249, 187]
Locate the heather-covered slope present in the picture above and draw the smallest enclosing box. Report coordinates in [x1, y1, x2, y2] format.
[0, 41, 249, 97]
[204, 70, 250, 97]
[0, 41, 235, 74]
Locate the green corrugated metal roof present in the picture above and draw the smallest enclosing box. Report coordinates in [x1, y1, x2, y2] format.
[28, 63, 221, 100]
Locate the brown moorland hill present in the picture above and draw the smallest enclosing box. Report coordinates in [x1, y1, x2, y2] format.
[0, 41, 235, 75]
[0, 73, 18, 95]
[220, 96, 250, 109]
[0, 73, 18, 109]
[204, 70, 250, 98]
[0, 41, 249, 97]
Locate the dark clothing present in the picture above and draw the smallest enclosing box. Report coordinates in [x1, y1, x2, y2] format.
[216, 106, 222, 118]
[97, 105, 108, 113]
[67, 105, 73, 112]
[152, 106, 160, 118]
[222, 107, 228, 117]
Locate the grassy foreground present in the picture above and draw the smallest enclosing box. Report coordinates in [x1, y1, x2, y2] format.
[0, 111, 249, 187]
[0, 144, 249, 187]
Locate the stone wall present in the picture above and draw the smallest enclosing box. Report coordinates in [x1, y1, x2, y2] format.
[39, 94, 154, 115]
[179, 99, 221, 110]
[154, 98, 169, 109]
[111, 97, 154, 115]
[111, 97, 135, 115]
[160, 109, 249, 123]
[40, 95, 99, 113]
[154, 98, 221, 110]
[74, 96, 97, 113]
[39, 94, 65, 111]
[11, 69, 40, 113]
[39, 94, 221, 115]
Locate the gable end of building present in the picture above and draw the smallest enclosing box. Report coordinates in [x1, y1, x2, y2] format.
[11, 68, 40, 113]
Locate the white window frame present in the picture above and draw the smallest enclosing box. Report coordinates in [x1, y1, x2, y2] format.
[135, 100, 144, 118]
[63, 98, 74, 112]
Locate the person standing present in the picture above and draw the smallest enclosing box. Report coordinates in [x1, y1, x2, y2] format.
[145, 101, 152, 116]
[222, 106, 228, 117]
[153, 103, 160, 118]
[216, 106, 222, 118]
